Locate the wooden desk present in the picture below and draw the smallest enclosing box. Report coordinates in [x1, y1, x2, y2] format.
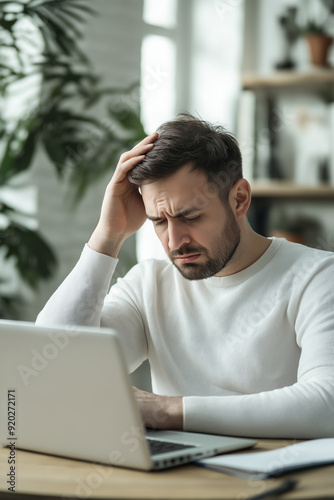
[1, 439, 334, 499]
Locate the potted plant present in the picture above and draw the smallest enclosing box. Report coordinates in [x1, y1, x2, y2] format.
[298, 0, 334, 66]
[0, 0, 145, 318]
[303, 24, 333, 66]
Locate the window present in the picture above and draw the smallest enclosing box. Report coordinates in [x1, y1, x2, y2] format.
[137, 0, 244, 262]
[141, 0, 178, 132]
[143, 0, 177, 29]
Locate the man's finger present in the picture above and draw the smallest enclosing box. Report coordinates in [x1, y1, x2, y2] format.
[120, 142, 154, 165]
[132, 132, 158, 150]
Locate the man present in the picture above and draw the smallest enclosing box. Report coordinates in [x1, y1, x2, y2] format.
[37, 114, 334, 439]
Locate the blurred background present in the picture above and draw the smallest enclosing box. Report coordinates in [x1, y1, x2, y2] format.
[1, 0, 334, 324]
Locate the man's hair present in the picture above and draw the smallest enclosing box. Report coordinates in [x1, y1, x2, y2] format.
[128, 113, 243, 202]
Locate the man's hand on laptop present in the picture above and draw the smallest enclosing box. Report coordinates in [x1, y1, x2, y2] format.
[133, 387, 183, 430]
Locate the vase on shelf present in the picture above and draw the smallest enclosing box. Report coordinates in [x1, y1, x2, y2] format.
[304, 34, 333, 67]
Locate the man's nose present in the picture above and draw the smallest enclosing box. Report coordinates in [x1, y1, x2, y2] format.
[167, 221, 191, 251]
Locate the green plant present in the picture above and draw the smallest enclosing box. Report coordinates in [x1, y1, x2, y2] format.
[297, 0, 334, 36]
[0, 0, 145, 318]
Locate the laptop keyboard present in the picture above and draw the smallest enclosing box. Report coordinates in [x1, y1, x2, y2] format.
[147, 438, 196, 456]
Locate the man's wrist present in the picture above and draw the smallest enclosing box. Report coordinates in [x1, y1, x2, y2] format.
[133, 387, 183, 430]
[88, 231, 125, 258]
[168, 397, 183, 430]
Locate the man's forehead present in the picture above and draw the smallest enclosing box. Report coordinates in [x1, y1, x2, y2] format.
[141, 166, 207, 195]
[141, 164, 207, 189]
[142, 185, 201, 212]
[140, 165, 216, 216]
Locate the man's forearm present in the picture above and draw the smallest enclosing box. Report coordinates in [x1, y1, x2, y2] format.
[182, 379, 334, 439]
[36, 245, 117, 326]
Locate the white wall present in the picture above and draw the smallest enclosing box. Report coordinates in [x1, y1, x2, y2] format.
[188, 0, 244, 128]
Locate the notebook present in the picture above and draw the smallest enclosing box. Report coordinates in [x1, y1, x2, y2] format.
[0, 320, 256, 470]
[197, 438, 334, 479]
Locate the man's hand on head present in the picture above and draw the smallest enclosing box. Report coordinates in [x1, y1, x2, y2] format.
[88, 133, 158, 258]
[133, 386, 183, 430]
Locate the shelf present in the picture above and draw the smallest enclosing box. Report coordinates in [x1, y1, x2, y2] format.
[242, 69, 334, 90]
[251, 181, 334, 199]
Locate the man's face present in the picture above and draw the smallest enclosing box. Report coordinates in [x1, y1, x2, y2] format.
[141, 164, 241, 280]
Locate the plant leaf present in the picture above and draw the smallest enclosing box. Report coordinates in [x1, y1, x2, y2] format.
[0, 222, 57, 288]
[0, 123, 39, 185]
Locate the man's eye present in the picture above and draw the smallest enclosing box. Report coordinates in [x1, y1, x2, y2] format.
[184, 216, 200, 223]
[154, 220, 167, 227]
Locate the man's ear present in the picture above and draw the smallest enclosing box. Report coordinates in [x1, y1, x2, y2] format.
[229, 179, 251, 218]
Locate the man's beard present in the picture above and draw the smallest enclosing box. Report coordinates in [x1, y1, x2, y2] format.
[168, 209, 240, 280]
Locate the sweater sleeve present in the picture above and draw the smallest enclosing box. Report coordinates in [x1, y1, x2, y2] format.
[183, 258, 334, 439]
[36, 245, 148, 373]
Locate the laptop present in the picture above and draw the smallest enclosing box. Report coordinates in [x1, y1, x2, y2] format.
[0, 320, 256, 470]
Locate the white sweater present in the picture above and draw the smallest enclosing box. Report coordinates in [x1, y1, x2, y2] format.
[37, 237, 334, 439]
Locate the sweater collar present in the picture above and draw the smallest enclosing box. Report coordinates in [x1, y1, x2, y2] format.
[202, 237, 283, 288]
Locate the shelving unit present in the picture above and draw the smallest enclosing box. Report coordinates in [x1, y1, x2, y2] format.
[251, 180, 334, 199]
[242, 69, 334, 92]
[241, 70, 334, 238]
